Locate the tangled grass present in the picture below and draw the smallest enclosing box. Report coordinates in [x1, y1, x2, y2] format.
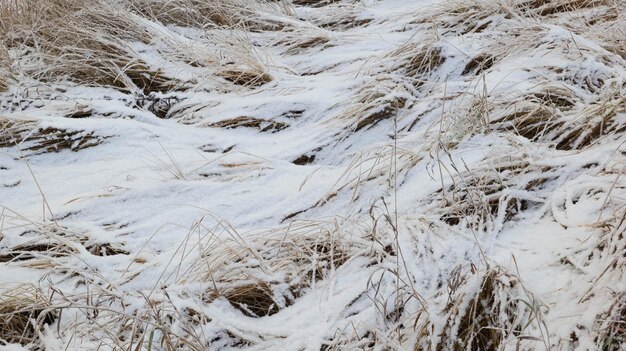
[0, 0, 625, 350]
[0, 285, 56, 347]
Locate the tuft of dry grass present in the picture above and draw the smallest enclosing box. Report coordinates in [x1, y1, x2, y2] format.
[415, 265, 542, 351]
[430, 149, 555, 233]
[272, 27, 331, 55]
[389, 43, 445, 86]
[292, 0, 340, 7]
[517, 0, 610, 16]
[332, 75, 410, 134]
[555, 91, 626, 150]
[596, 292, 626, 351]
[482, 80, 624, 150]
[187, 221, 354, 317]
[0, 285, 56, 346]
[210, 116, 288, 133]
[0, 0, 281, 97]
[0, 0, 175, 93]
[0, 46, 12, 92]
[128, 0, 287, 31]
[462, 53, 496, 76]
[218, 66, 273, 87]
[0, 117, 106, 155]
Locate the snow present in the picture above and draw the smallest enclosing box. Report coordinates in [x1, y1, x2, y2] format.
[0, 0, 625, 350]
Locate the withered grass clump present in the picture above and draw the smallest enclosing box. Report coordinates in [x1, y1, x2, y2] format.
[0, 46, 12, 92]
[217, 67, 273, 87]
[585, 206, 626, 271]
[425, 266, 535, 351]
[490, 85, 625, 150]
[0, 285, 56, 346]
[489, 84, 577, 142]
[292, 0, 339, 7]
[462, 53, 496, 76]
[272, 28, 331, 55]
[555, 93, 626, 150]
[0, 117, 106, 155]
[517, 0, 609, 16]
[335, 76, 409, 133]
[212, 281, 280, 317]
[128, 0, 286, 31]
[430, 0, 609, 38]
[0, 222, 128, 269]
[587, 3, 626, 60]
[0, 0, 176, 93]
[355, 95, 406, 132]
[210, 116, 287, 133]
[0, 241, 75, 265]
[383, 41, 445, 88]
[492, 104, 560, 141]
[435, 153, 554, 232]
[595, 292, 626, 351]
[188, 222, 352, 317]
[426, 1, 508, 35]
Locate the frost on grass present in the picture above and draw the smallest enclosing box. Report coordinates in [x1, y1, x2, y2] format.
[0, 0, 625, 350]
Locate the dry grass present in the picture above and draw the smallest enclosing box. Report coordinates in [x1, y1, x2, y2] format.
[0, 0, 179, 93]
[0, 46, 12, 92]
[0, 0, 624, 349]
[0, 0, 281, 95]
[292, 0, 340, 7]
[387, 42, 445, 86]
[431, 148, 555, 233]
[555, 91, 626, 150]
[210, 116, 288, 133]
[585, 204, 626, 273]
[517, 0, 610, 16]
[0, 117, 106, 155]
[217, 66, 273, 87]
[186, 221, 355, 317]
[424, 266, 540, 351]
[491, 84, 625, 149]
[462, 53, 496, 76]
[596, 292, 626, 350]
[272, 27, 331, 55]
[0, 285, 55, 346]
[0, 217, 129, 270]
[587, 3, 626, 60]
[128, 0, 287, 31]
[427, 0, 611, 38]
[331, 75, 409, 133]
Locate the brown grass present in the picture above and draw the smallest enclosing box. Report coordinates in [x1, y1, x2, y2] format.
[187, 221, 352, 317]
[0, 0, 178, 93]
[273, 28, 331, 55]
[293, 0, 339, 7]
[555, 93, 626, 150]
[463, 53, 496, 76]
[518, 0, 609, 16]
[418, 266, 537, 351]
[0, 285, 56, 346]
[0, 46, 12, 92]
[384, 41, 445, 88]
[596, 292, 626, 351]
[489, 84, 625, 150]
[210, 116, 287, 133]
[218, 68, 273, 87]
[0, 118, 106, 155]
[335, 76, 409, 133]
[434, 151, 555, 232]
[128, 0, 286, 31]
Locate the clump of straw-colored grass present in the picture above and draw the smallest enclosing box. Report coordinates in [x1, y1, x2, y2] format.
[0, 285, 55, 346]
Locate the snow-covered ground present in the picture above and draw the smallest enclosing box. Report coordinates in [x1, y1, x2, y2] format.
[1, 0, 625, 350]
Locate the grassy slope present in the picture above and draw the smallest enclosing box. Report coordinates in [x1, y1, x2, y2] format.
[0, 0, 625, 350]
